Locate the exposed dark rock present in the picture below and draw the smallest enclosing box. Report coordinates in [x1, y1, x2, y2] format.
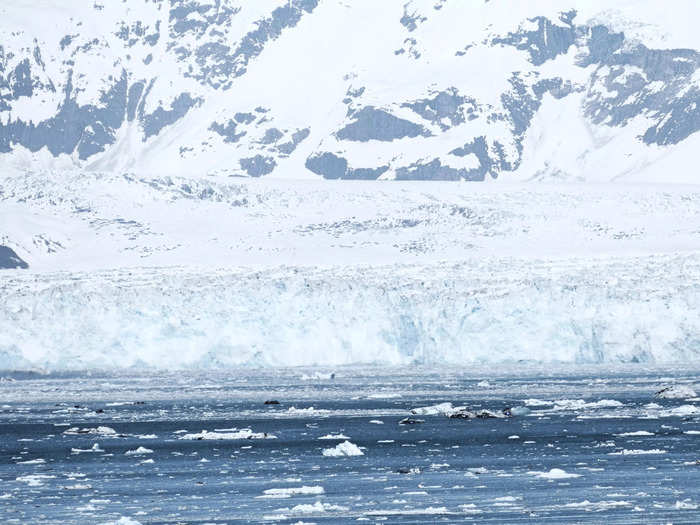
[0, 246, 28, 269]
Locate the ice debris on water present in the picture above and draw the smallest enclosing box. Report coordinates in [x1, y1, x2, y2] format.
[318, 433, 350, 440]
[64, 426, 122, 437]
[322, 441, 364, 457]
[260, 486, 325, 499]
[71, 443, 103, 454]
[179, 429, 276, 440]
[529, 468, 581, 479]
[124, 446, 153, 456]
[655, 385, 697, 399]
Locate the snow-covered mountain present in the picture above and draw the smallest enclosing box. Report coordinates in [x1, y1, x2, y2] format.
[1, 0, 699, 181]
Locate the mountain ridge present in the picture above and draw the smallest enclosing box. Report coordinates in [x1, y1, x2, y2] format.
[1, 0, 699, 181]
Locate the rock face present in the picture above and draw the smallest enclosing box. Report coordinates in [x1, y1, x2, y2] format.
[0, 246, 28, 269]
[0, 1, 699, 181]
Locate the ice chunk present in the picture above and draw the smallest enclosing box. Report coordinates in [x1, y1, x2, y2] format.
[64, 426, 120, 437]
[98, 518, 143, 525]
[179, 429, 275, 440]
[608, 449, 667, 455]
[410, 402, 456, 416]
[290, 501, 349, 514]
[529, 468, 581, 479]
[260, 486, 325, 499]
[72, 443, 104, 454]
[656, 385, 697, 399]
[124, 446, 153, 456]
[322, 441, 364, 457]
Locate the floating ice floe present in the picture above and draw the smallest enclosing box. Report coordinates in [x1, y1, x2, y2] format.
[63, 426, 122, 437]
[504, 406, 531, 416]
[563, 500, 633, 511]
[179, 429, 276, 440]
[318, 433, 350, 440]
[524, 399, 551, 407]
[16, 474, 55, 486]
[98, 518, 143, 525]
[655, 385, 697, 399]
[410, 402, 457, 416]
[300, 372, 336, 381]
[367, 392, 402, 399]
[552, 399, 623, 411]
[458, 503, 482, 514]
[675, 500, 699, 510]
[322, 441, 364, 457]
[286, 406, 329, 416]
[450, 409, 507, 419]
[608, 449, 667, 455]
[64, 483, 92, 490]
[260, 486, 325, 499]
[664, 405, 700, 417]
[409, 402, 510, 419]
[71, 443, 103, 454]
[125, 446, 153, 456]
[365, 507, 451, 516]
[529, 468, 581, 479]
[399, 417, 424, 425]
[289, 501, 349, 514]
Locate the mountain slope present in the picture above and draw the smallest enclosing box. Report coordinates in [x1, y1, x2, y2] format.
[1, 0, 699, 181]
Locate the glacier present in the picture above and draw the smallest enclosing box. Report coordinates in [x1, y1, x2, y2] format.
[2, 176, 700, 371]
[1, 252, 699, 371]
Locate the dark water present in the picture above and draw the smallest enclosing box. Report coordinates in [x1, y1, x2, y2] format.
[1, 367, 699, 524]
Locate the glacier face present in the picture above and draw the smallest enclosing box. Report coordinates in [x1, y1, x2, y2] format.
[2, 178, 700, 371]
[0, 0, 699, 181]
[2, 254, 700, 370]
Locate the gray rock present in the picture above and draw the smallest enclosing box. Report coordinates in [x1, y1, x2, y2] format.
[0, 246, 28, 269]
